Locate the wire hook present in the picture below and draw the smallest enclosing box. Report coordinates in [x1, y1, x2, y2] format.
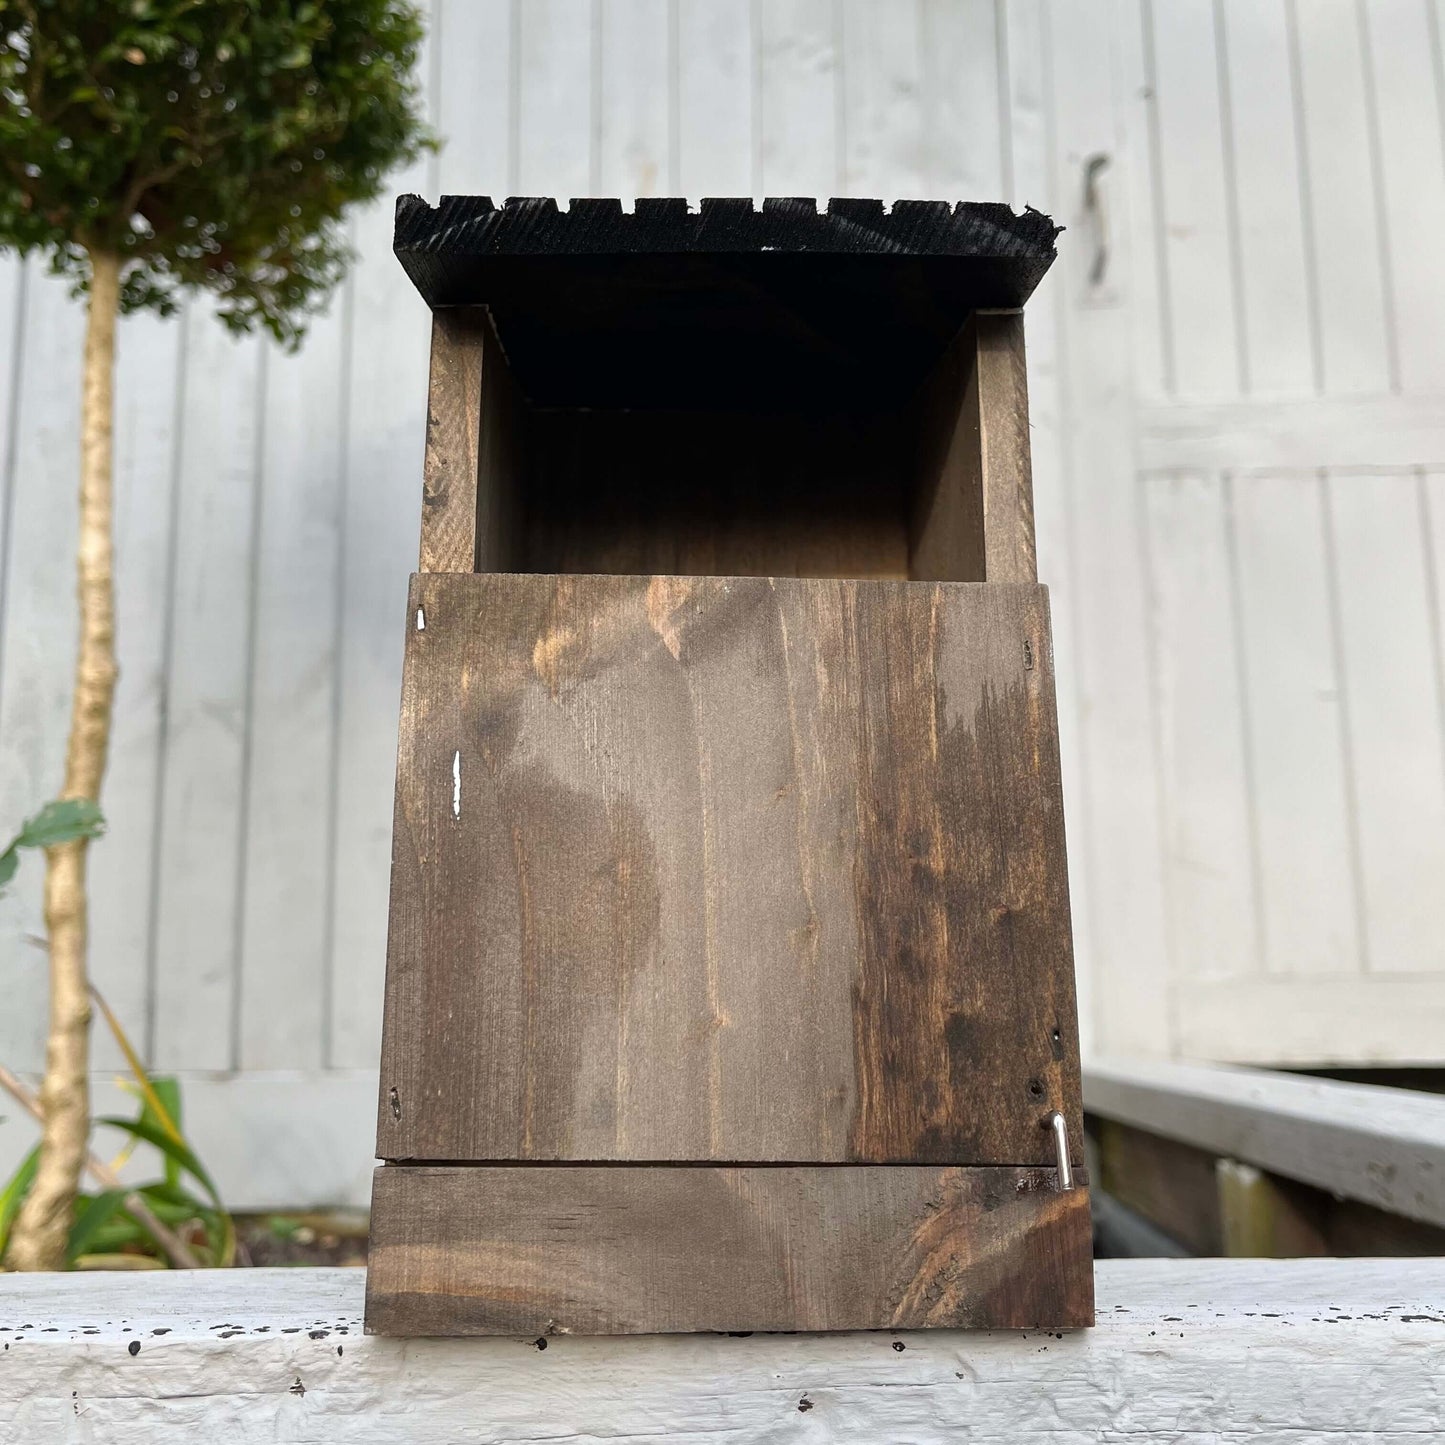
[1046, 1111, 1074, 1191]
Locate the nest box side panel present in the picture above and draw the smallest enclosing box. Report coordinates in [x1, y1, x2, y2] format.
[376, 572, 1081, 1166]
[912, 311, 1036, 584]
[418, 307, 524, 574]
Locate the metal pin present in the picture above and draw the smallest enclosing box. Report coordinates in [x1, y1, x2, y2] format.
[1046, 1111, 1073, 1191]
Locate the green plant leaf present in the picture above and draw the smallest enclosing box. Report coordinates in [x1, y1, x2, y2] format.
[142, 1076, 184, 1189]
[93, 986, 191, 1192]
[10, 799, 106, 851]
[128, 1195, 191, 1226]
[1, 800, 106, 890]
[136, 1183, 212, 1226]
[0, 1144, 40, 1260]
[97, 1115, 217, 1200]
[80, 1214, 154, 1256]
[209, 1207, 237, 1269]
[94, 980, 185, 1158]
[136, 1184, 230, 1268]
[138, 1180, 210, 1212]
[146, 1076, 183, 1133]
[68, 1189, 130, 1261]
[95, 1112, 234, 1265]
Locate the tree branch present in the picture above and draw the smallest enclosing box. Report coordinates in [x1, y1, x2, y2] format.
[117, 154, 193, 230]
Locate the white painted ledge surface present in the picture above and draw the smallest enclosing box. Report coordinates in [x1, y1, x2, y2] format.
[2, 1260, 1444, 1443]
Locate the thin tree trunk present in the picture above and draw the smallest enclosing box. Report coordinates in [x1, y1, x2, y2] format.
[6, 248, 121, 1272]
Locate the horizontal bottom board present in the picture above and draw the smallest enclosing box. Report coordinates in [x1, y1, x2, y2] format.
[365, 1163, 1093, 1336]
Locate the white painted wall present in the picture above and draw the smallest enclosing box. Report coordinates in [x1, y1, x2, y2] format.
[1115, 0, 1445, 1064]
[1, 0, 1442, 1207]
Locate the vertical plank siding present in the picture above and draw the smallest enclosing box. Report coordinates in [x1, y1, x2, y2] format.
[1124, 1, 1445, 1058]
[597, 0, 673, 197]
[236, 285, 350, 1072]
[516, 0, 595, 197]
[1049, 0, 1172, 1056]
[1217, 0, 1314, 398]
[918, 0, 1005, 201]
[1361, 0, 1445, 396]
[756, 0, 843, 196]
[327, 10, 436, 1072]
[431, 0, 512, 198]
[1326, 472, 1445, 975]
[0, 274, 87, 1071]
[1143, 472, 1258, 984]
[90, 310, 184, 1072]
[675, 0, 752, 197]
[1, 0, 1443, 1204]
[1147, 0, 1241, 399]
[149, 307, 264, 1071]
[1230, 474, 1357, 978]
[1290, 0, 1395, 396]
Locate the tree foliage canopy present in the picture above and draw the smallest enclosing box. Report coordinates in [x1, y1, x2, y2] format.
[0, 0, 431, 342]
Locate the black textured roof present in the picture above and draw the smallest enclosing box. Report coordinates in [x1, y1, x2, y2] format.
[393, 195, 1060, 408]
[396, 195, 1058, 272]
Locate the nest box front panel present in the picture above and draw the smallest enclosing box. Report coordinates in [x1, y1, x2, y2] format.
[377, 570, 1081, 1168]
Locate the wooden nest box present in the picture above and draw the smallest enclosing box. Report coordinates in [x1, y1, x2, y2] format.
[365, 195, 1093, 1337]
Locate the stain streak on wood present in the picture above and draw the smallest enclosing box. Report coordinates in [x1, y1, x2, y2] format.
[365, 1163, 1094, 1336]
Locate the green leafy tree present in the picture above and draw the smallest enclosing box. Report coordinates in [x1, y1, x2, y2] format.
[0, 0, 431, 1270]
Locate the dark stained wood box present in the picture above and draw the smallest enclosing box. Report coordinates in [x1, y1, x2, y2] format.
[366, 196, 1093, 1336]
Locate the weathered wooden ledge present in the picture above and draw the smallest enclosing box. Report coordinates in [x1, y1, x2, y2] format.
[2, 1258, 1443, 1442]
[1085, 1055, 1445, 1226]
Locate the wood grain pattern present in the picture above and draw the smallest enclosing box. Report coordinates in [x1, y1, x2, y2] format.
[912, 310, 1036, 584]
[418, 310, 480, 571]
[378, 572, 1081, 1165]
[975, 311, 1036, 580]
[419, 307, 522, 572]
[365, 1164, 1094, 1335]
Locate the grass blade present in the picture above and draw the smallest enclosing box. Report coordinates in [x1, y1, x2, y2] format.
[0, 1144, 40, 1259]
[91, 986, 184, 1148]
[96, 1115, 234, 1265]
